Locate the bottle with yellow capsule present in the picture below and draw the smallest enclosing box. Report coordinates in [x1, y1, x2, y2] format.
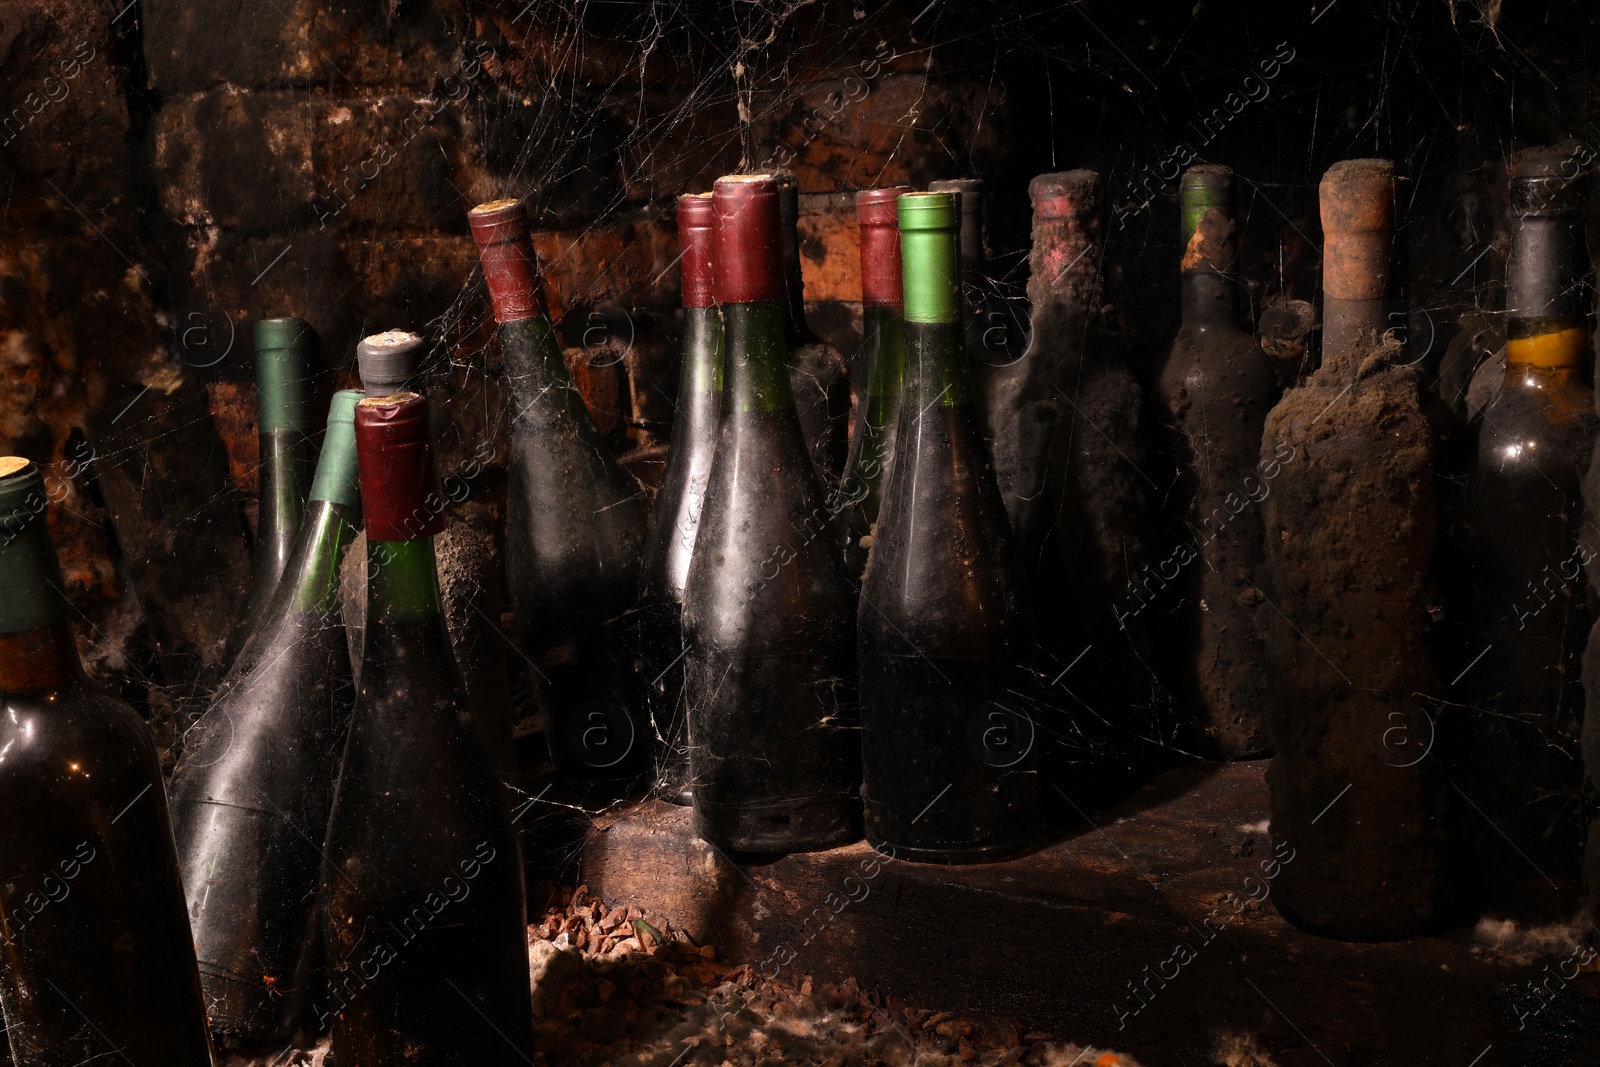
[1461, 145, 1598, 922]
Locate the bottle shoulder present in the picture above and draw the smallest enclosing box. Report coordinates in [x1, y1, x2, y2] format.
[0, 684, 160, 787]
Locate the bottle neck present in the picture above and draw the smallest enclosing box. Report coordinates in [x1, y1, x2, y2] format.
[1321, 296, 1390, 379]
[1180, 271, 1239, 330]
[1027, 215, 1100, 311]
[366, 537, 445, 623]
[722, 302, 797, 414]
[680, 306, 725, 397]
[500, 316, 571, 403]
[258, 428, 313, 566]
[863, 305, 906, 399]
[1506, 212, 1591, 370]
[780, 207, 812, 346]
[0, 621, 83, 694]
[903, 320, 974, 410]
[285, 500, 361, 616]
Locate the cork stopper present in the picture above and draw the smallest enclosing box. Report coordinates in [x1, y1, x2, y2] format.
[678, 193, 717, 309]
[354, 392, 446, 541]
[1319, 159, 1394, 302]
[712, 174, 784, 305]
[858, 187, 910, 308]
[469, 198, 546, 323]
[357, 330, 426, 397]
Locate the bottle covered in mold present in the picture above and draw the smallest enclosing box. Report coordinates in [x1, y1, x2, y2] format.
[836, 185, 910, 581]
[168, 389, 364, 1042]
[640, 192, 723, 804]
[0, 457, 215, 1067]
[469, 198, 649, 778]
[776, 172, 853, 489]
[857, 191, 1039, 861]
[320, 392, 533, 1062]
[1153, 165, 1280, 758]
[1462, 146, 1598, 921]
[681, 173, 861, 854]
[1258, 158, 1449, 940]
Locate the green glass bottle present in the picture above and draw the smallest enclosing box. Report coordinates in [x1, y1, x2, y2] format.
[858, 193, 1039, 861]
[0, 457, 214, 1066]
[837, 186, 910, 581]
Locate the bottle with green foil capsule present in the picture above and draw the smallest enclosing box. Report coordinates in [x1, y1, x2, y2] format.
[320, 392, 533, 1062]
[837, 186, 909, 581]
[470, 199, 649, 778]
[0, 457, 215, 1067]
[168, 390, 364, 1042]
[1464, 146, 1598, 921]
[682, 173, 861, 854]
[857, 193, 1039, 862]
[642, 193, 722, 804]
[1153, 166, 1279, 758]
[221, 317, 318, 670]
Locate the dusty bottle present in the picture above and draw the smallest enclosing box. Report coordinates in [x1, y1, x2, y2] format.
[999, 171, 1163, 799]
[641, 193, 723, 804]
[1260, 159, 1449, 940]
[929, 179, 1026, 382]
[837, 186, 910, 580]
[776, 172, 852, 488]
[0, 457, 214, 1066]
[1153, 166, 1279, 758]
[354, 330, 518, 784]
[221, 317, 318, 669]
[470, 199, 649, 777]
[1464, 148, 1597, 920]
[858, 192, 1039, 861]
[682, 173, 861, 854]
[320, 393, 533, 1062]
[168, 390, 363, 1040]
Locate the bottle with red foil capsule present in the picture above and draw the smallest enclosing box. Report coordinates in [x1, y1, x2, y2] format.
[682, 173, 861, 854]
[320, 392, 533, 1061]
[0, 457, 215, 1067]
[469, 199, 649, 778]
[837, 186, 909, 581]
[777, 172, 852, 489]
[641, 193, 722, 804]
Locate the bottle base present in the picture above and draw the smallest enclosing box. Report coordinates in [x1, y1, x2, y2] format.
[693, 798, 861, 855]
[865, 834, 1036, 865]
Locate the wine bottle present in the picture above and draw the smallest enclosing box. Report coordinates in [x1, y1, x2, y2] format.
[469, 199, 649, 777]
[354, 331, 518, 784]
[858, 192, 1039, 861]
[1260, 159, 1449, 939]
[928, 178, 1021, 375]
[0, 457, 214, 1066]
[641, 193, 722, 804]
[776, 172, 852, 488]
[1464, 147, 1597, 920]
[320, 392, 533, 1062]
[1153, 166, 1279, 758]
[837, 186, 909, 580]
[168, 389, 363, 1041]
[221, 317, 318, 669]
[682, 173, 861, 854]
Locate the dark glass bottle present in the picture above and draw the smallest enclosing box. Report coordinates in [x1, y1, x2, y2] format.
[641, 193, 723, 804]
[320, 393, 533, 1063]
[1260, 159, 1449, 940]
[0, 457, 214, 1067]
[682, 173, 861, 854]
[776, 172, 852, 488]
[1463, 147, 1597, 921]
[858, 193, 1039, 862]
[354, 331, 518, 784]
[1154, 166, 1279, 758]
[469, 199, 649, 777]
[168, 389, 363, 1041]
[837, 186, 909, 580]
[222, 317, 317, 669]
[928, 179, 1026, 381]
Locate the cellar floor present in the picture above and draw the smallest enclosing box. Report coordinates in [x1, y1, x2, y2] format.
[581, 761, 1600, 1067]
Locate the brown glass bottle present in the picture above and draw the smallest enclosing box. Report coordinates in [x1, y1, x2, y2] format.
[319, 393, 533, 1062]
[776, 172, 852, 488]
[1463, 147, 1597, 921]
[470, 199, 649, 778]
[0, 457, 214, 1067]
[837, 186, 909, 580]
[1153, 166, 1279, 758]
[1260, 159, 1449, 940]
[858, 193, 1039, 861]
[681, 173, 861, 854]
[641, 193, 723, 804]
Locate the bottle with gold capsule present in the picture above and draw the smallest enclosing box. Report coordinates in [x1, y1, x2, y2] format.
[1464, 146, 1598, 921]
